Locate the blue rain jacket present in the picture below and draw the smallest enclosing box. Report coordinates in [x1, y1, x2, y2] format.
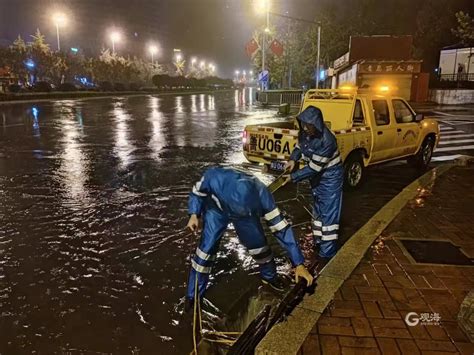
[189, 167, 304, 266]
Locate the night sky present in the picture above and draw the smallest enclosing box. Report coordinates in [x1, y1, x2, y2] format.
[0, 0, 319, 78]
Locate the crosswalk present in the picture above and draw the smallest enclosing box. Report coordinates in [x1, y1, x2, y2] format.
[432, 122, 474, 162]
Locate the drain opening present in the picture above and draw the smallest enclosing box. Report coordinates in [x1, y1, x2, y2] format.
[399, 239, 473, 266]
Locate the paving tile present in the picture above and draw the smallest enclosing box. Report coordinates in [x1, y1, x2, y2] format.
[376, 338, 401, 355]
[425, 325, 449, 340]
[414, 340, 457, 352]
[318, 324, 355, 336]
[340, 347, 380, 355]
[387, 288, 408, 303]
[372, 328, 412, 339]
[407, 324, 431, 340]
[338, 336, 378, 348]
[301, 334, 321, 355]
[441, 321, 470, 342]
[340, 285, 359, 301]
[454, 341, 474, 355]
[369, 318, 407, 329]
[361, 301, 383, 318]
[378, 301, 401, 319]
[351, 317, 373, 337]
[396, 339, 421, 355]
[320, 335, 341, 355]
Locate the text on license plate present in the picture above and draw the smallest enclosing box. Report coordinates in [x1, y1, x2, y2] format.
[270, 161, 286, 171]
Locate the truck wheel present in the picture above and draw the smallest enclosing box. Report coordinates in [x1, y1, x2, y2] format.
[409, 137, 434, 170]
[344, 153, 365, 189]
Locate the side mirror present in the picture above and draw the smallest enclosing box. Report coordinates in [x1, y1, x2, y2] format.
[415, 113, 424, 122]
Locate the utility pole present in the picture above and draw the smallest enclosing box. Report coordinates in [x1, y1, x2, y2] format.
[316, 23, 321, 89]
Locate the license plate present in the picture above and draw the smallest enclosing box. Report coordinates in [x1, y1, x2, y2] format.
[270, 160, 286, 172]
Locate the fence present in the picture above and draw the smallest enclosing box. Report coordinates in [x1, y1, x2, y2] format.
[440, 73, 474, 82]
[256, 90, 303, 106]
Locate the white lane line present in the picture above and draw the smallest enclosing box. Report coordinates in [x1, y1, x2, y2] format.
[440, 133, 474, 139]
[449, 121, 474, 125]
[441, 130, 468, 136]
[433, 111, 453, 116]
[434, 145, 474, 152]
[440, 126, 455, 131]
[432, 154, 464, 162]
[438, 139, 474, 145]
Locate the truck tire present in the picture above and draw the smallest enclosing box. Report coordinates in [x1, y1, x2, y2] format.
[408, 136, 434, 170]
[344, 153, 365, 190]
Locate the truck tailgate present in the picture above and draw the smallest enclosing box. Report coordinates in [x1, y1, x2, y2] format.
[243, 124, 299, 170]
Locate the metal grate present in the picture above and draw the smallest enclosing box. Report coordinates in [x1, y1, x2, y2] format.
[399, 239, 473, 266]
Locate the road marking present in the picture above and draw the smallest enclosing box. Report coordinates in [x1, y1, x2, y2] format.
[441, 130, 466, 137]
[440, 133, 474, 139]
[440, 126, 455, 131]
[432, 154, 464, 162]
[434, 145, 474, 152]
[449, 121, 474, 125]
[433, 111, 453, 116]
[438, 139, 474, 145]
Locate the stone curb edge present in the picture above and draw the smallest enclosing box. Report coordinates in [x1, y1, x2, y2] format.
[255, 162, 458, 355]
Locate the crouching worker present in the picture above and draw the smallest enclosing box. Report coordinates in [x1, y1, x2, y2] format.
[284, 106, 344, 259]
[185, 167, 313, 308]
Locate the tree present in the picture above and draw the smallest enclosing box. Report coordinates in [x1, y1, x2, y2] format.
[452, 11, 474, 45]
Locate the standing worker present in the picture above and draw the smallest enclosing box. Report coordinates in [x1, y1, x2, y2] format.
[284, 106, 344, 259]
[185, 167, 313, 308]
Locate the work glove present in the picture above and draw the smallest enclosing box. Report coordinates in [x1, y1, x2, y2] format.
[294, 264, 313, 287]
[284, 160, 296, 173]
[186, 214, 200, 235]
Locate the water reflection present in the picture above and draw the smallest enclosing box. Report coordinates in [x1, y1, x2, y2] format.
[56, 104, 91, 205]
[147, 97, 165, 161]
[176, 96, 184, 114]
[200, 94, 206, 112]
[191, 95, 197, 113]
[113, 103, 135, 169]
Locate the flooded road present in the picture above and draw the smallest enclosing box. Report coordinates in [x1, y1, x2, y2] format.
[0, 90, 426, 354]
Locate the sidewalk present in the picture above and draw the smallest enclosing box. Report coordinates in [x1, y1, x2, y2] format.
[299, 164, 474, 354]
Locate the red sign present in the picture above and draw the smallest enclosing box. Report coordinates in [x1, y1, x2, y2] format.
[270, 39, 284, 56]
[245, 38, 259, 57]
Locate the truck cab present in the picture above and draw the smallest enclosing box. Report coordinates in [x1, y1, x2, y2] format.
[243, 87, 439, 188]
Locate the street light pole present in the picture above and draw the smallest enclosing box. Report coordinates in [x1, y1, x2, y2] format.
[55, 23, 61, 51]
[316, 23, 321, 89]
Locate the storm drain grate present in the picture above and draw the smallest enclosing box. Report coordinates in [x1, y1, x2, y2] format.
[399, 239, 473, 266]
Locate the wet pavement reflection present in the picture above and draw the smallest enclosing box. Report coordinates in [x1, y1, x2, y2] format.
[0, 89, 425, 354]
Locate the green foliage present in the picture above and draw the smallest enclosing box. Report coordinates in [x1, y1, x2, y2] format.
[452, 11, 474, 44]
[252, 0, 471, 88]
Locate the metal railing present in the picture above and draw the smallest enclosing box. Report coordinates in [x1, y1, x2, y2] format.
[440, 73, 474, 81]
[256, 90, 304, 106]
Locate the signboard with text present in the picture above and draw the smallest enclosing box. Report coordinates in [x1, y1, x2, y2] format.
[358, 61, 421, 74]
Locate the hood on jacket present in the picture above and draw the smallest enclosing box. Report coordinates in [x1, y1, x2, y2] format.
[297, 106, 324, 134]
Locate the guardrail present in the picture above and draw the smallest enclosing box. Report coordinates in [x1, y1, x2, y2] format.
[440, 73, 474, 81]
[256, 90, 303, 106]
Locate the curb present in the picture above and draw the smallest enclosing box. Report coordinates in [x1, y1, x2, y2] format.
[255, 163, 456, 355]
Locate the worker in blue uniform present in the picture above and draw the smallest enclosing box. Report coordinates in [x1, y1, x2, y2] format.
[284, 106, 344, 259]
[185, 167, 313, 306]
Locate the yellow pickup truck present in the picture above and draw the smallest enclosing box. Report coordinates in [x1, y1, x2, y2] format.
[242, 88, 440, 188]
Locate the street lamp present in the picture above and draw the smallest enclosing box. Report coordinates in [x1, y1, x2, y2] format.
[176, 53, 182, 61]
[200, 60, 206, 69]
[110, 31, 121, 54]
[52, 12, 67, 51]
[191, 57, 197, 66]
[255, 0, 270, 89]
[148, 44, 158, 64]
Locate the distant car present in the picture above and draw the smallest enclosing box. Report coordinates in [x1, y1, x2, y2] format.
[32, 81, 54, 92]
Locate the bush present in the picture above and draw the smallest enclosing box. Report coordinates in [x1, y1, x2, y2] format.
[8, 84, 21, 93]
[113, 82, 126, 91]
[58, 83, 77, 92]
[33, 81, 53, 92]
[98, 81, 113, 91]
[129, 82, 143, 91]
